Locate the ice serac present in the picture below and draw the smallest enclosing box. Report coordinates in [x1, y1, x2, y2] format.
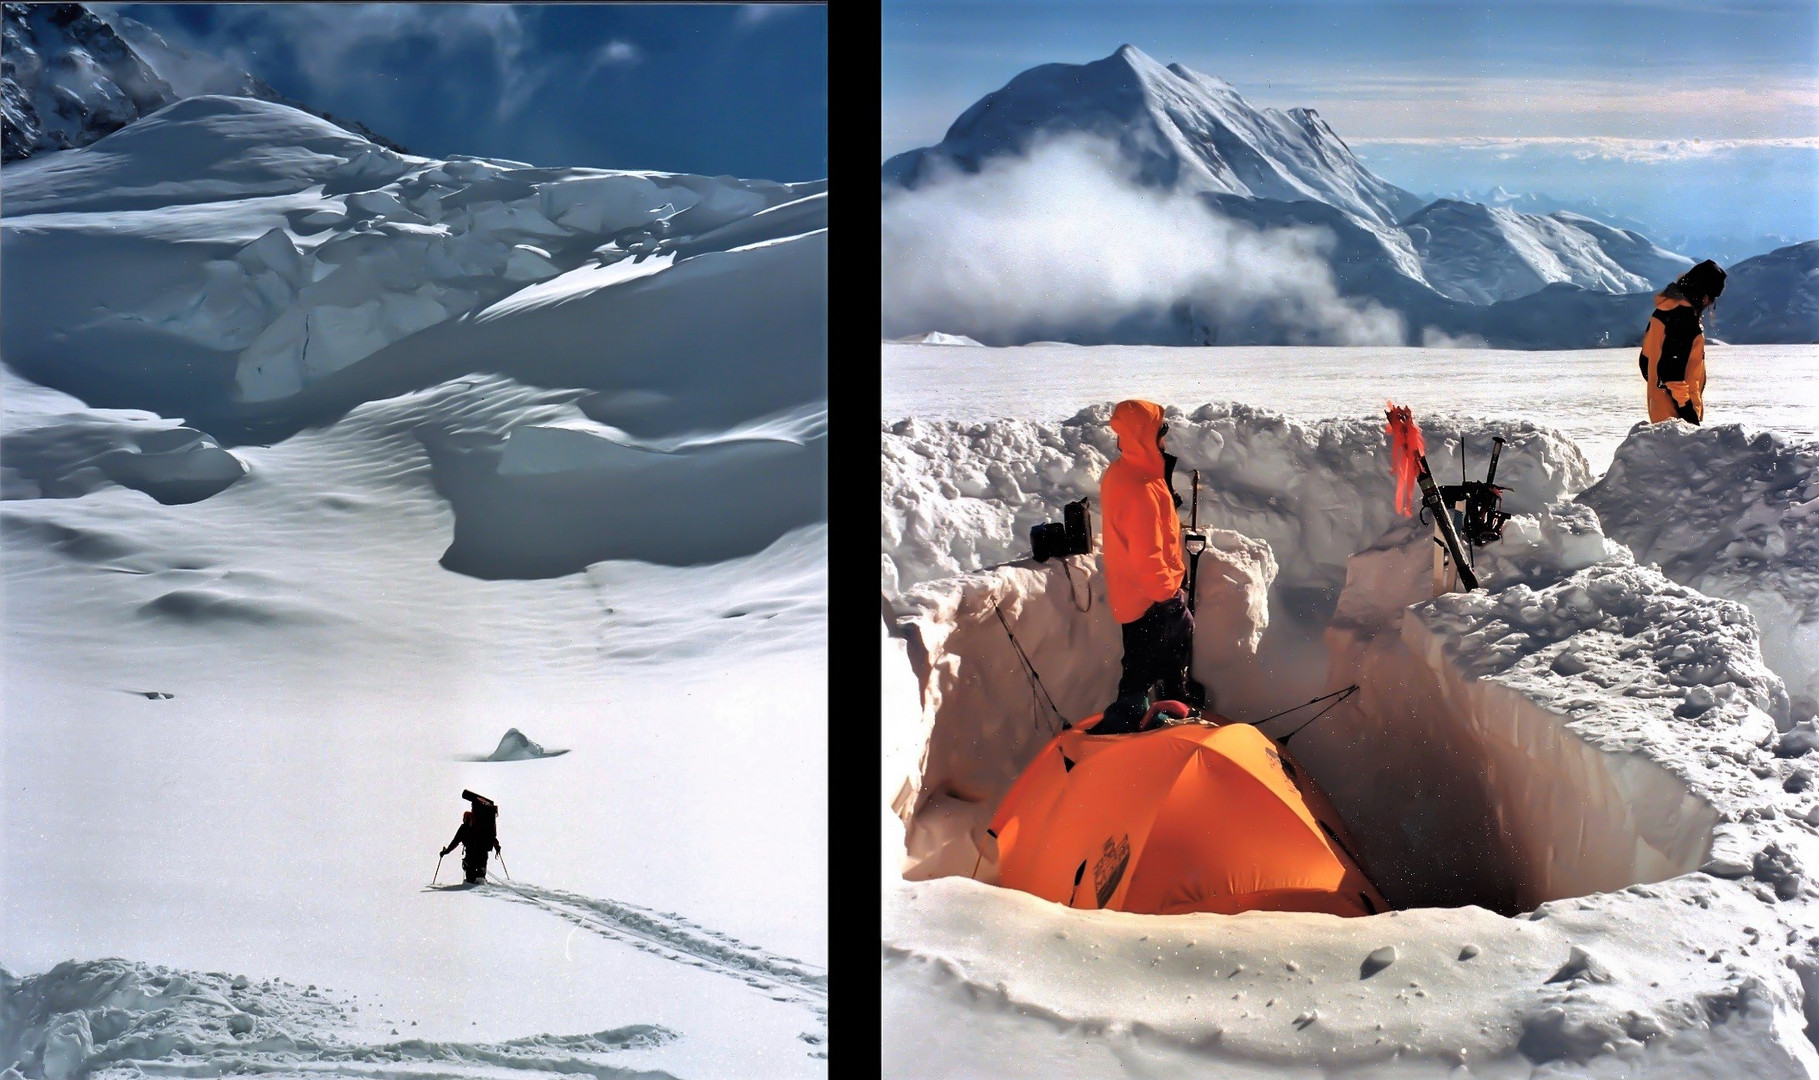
[1579, 422, 1819, 721]
[485, 727, 569, 761]
[1, 94, 827, 444]
[1710, 240, 1819, 344]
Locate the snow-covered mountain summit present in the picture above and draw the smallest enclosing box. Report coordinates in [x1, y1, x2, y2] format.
[1, 1, 401, 162]
[884, 44, 1425, 231]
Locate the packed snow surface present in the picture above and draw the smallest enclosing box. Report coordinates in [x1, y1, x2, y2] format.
[883, 359, 1819, 1077]
[4, 92, 827, 1079]
[882, 342, 1819, 477]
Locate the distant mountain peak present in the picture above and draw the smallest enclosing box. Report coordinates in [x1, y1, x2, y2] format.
[885, 46, 1426, 229]
[2, 1, 403, 163]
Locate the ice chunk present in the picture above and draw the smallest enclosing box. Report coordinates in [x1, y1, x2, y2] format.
[483, 728, 569, 761]
[233, 227, 309, 290]
[503, 244, 561, 283]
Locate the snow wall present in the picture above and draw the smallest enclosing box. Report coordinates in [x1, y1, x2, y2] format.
[1580, 422, 1819, 724]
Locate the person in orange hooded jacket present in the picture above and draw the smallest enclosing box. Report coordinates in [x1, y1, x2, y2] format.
[1095, 400, 1200, 734]
[1638, 259, 1725, 425]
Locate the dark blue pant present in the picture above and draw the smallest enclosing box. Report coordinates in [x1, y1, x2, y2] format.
[1097, 591, 1195, 734]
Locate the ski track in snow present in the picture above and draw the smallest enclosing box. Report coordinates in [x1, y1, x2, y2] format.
[479, 878, 828, 1007]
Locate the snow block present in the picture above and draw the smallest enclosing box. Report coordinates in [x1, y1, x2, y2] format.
[1580, 422, 1819, 722]
[883, 405, 1592, 597]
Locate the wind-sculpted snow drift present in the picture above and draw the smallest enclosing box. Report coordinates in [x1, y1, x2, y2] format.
[882, 405, 1819, 1078]
[0, 958, 682, 1080]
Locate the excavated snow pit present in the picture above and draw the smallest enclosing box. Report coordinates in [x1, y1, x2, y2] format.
[882, 408, 1819, 1076]
[886, 507, 1732, 916]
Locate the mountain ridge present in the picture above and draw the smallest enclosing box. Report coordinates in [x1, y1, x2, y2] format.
[2, 1, 405, 163]
[881, 45, 1745, 347]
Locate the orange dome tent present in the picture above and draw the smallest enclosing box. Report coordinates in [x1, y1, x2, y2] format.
[989, 715, 1388, 917]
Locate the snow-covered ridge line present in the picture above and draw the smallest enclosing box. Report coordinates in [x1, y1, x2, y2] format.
[0, 958, 682, 1080]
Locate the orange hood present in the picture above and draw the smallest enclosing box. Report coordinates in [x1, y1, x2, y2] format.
[1110, 400, 1167, 478]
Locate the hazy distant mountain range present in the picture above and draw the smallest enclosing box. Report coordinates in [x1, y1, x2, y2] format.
[882, 46, 1815, 347]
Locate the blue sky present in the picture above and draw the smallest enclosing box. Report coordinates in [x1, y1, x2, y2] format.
[110, 3, 827, 180]
[883, 0, 1818, 256]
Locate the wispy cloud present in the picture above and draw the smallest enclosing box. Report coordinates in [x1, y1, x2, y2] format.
[1270, 74, 1818, 141]
[737, 5, 808, 28]
[584, 39, 642, 77]
[146, 4, 547, 122]
[881, 135, 1406, 346]
[1350, 135, 1819, 162]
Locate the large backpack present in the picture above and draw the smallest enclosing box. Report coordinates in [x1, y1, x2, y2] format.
[462, 789, 499, 847]
[1649, 304, 1702, 387]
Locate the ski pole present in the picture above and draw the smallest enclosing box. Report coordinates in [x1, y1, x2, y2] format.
[497, 852, 511, 880]
[432, 853, 443, 886]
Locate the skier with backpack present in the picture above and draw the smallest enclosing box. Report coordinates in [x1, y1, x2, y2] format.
[1638, 259, 1726, 425]
[441, 790, 501, 884]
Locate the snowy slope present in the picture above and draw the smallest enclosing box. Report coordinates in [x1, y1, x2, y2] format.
[1710, 241, 1819, 345]
[3, 86, 828, 1079]
[1405, 199, 1691, 305]
[96, 6, 409, 153]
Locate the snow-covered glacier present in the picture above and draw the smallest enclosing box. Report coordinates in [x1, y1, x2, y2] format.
[2, 92, 827, 1080]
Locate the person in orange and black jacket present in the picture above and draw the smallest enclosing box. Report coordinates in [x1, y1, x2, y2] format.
[1094, 400, 1203, 735]
[1638, 259, 1725, 425]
